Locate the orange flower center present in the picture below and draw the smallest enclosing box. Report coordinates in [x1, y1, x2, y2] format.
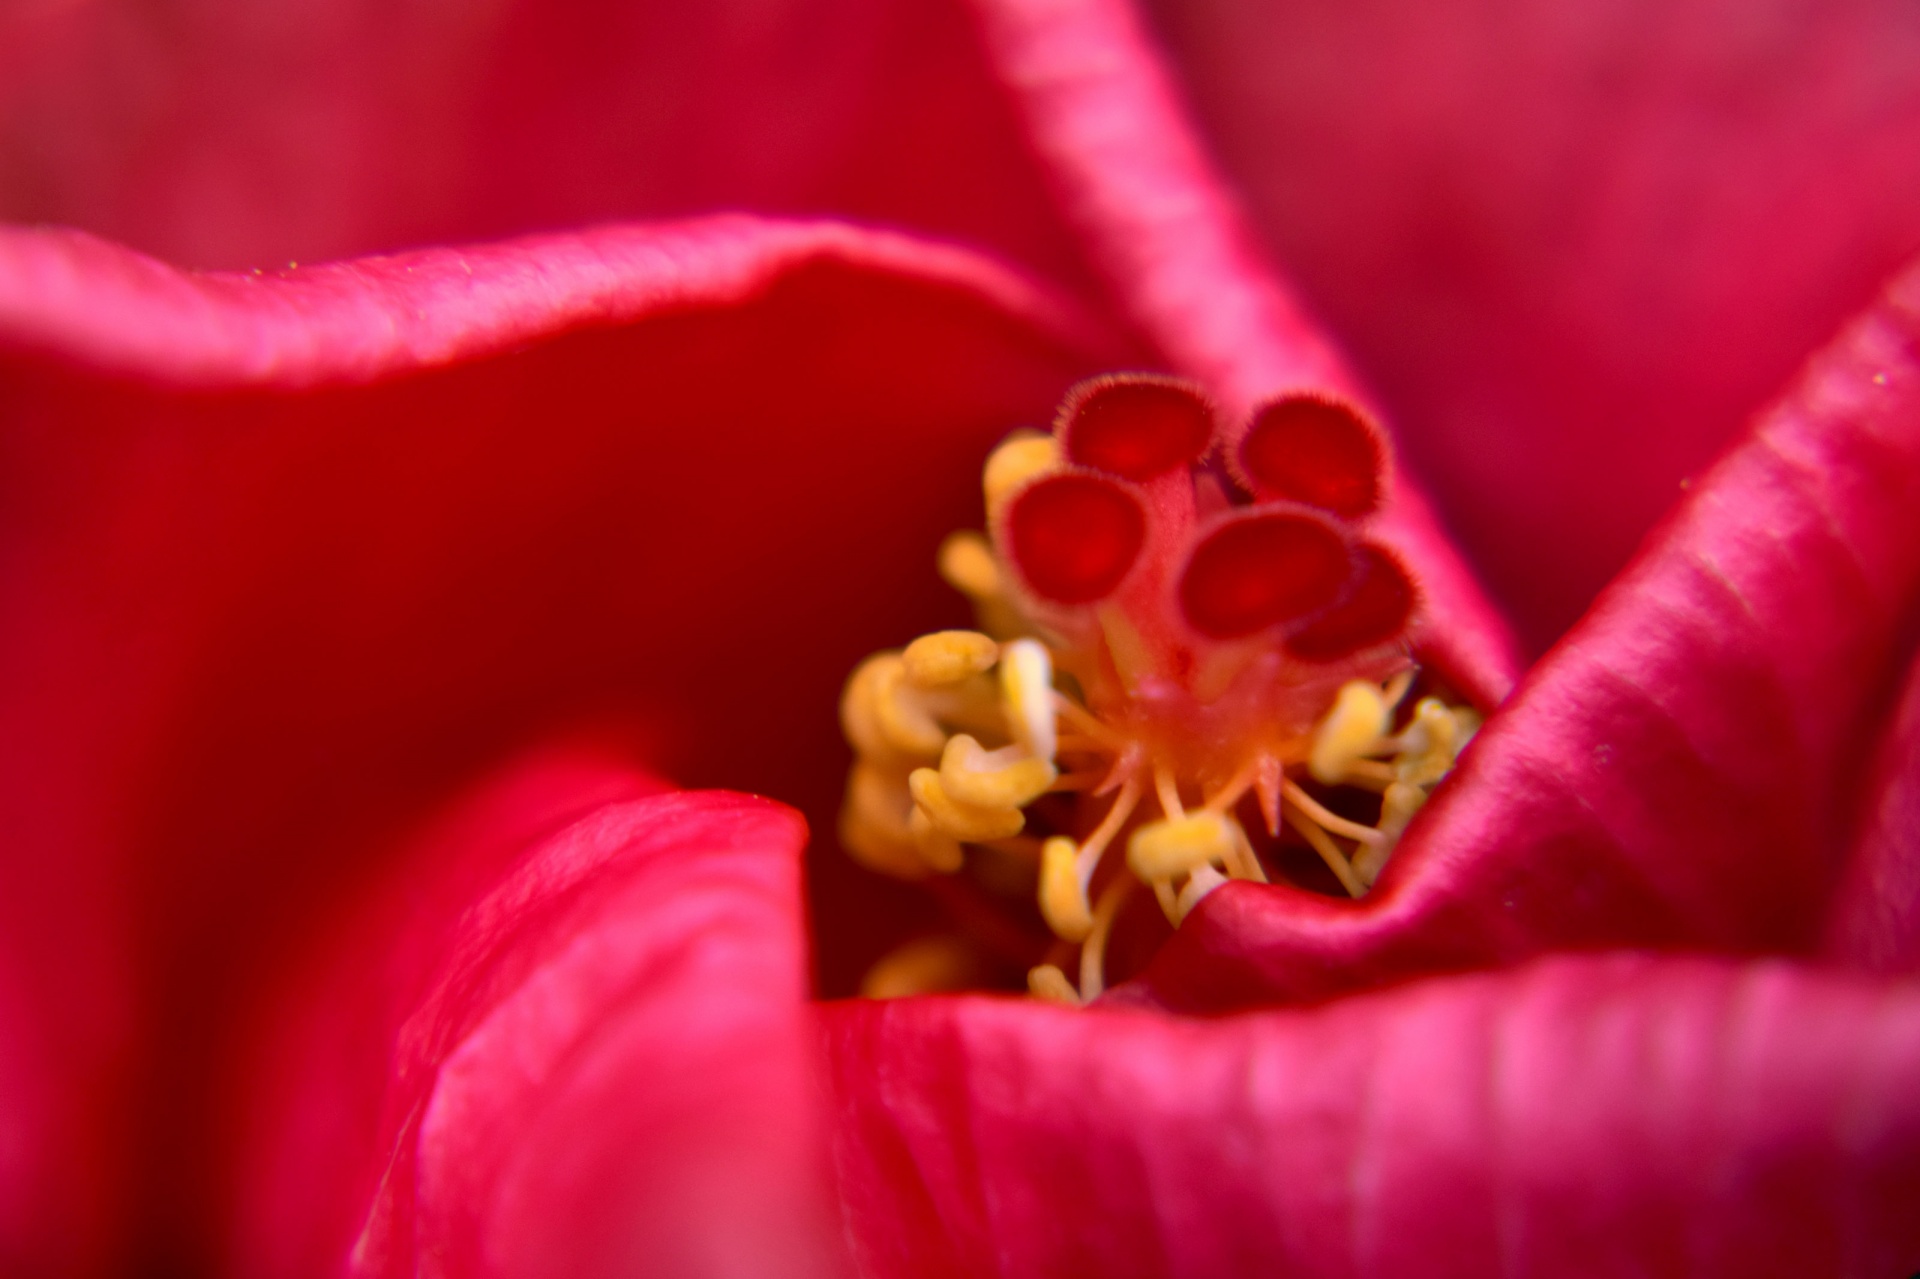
[841, 375, 1478, 1003]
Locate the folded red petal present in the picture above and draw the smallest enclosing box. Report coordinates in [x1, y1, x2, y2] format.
[234, 757, 844, 1278]
[0, 1, 1087, 286]
[0, 217, 1116, 1266]
[1143, 250, 1920, 1011]
[0, 217, 1108, 387]
[1825, 650, 1920, 973]
[826, 954, 1920, 1279]
[968, 0, 1523, 710]
[1148, 0, 1920, 648]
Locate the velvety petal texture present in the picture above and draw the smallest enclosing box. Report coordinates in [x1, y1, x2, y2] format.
[0, 0, 1089, 289]
[827, 955, 1920, 1279]
[1145, 249, 1920, 1010]
[1148, 0, 1920, 649]
[969, 0, 1523, 709]
[235, 751, 843, 1277]
[0, 217, 1114, 1269]
[1826, 653, 1920, 973]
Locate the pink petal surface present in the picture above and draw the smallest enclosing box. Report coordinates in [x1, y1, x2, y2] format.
[1143, 250, 1920, 1011]
[1147, 0, 1920, 648]
[826, 954, 1920, 1279]
[0, 216, 1116, 1268]
[1826, 650, 1920, 973]
[235, 752, 843, 1278]
[0, 0, 1088, 288]
[0, 217, 1105, 387]
[968, 0, 1523, 709]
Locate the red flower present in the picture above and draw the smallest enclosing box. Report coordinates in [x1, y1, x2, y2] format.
[1, 0, 1918, 1275]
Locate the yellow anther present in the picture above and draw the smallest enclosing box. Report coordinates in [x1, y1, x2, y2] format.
[938, 530, 1001, 599]
[860, 935, 980, 998]
[903, 630, 999, 688]
[1038, 836, 1094, 942]
[939, 734, 1057, 810]
[983, 431, 1060, 514]
[1309, 679, 1390, 784]
[1027, 962, 1082, 1005]
[1174, 864, 1228, 923]
[839, 655, 894, 761]
[1378, 780, 1427, 843]
[1126, 811, 1238, 881]
[872, 658, 949, 759]
[908, 805, 966, 873]
[1354, 781, 1427, 888]
[839, 762, 926, 879]
[1396, 697, 1461, 784]
[999, 637, 1057, 762]
[908, 768, 1025, 843]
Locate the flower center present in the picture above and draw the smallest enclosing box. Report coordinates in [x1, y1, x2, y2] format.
[841, 374, 1479, 1004]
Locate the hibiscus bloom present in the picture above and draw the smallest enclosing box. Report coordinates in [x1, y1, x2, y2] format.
[1, 0, 1918, 1276]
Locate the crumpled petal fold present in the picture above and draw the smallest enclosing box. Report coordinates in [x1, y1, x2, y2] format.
[827, 954, 1920, 1279]
[0, 214, 1113, 1267]
[1144, 250, 1920, 1010]
[236, 752, 845, 1278]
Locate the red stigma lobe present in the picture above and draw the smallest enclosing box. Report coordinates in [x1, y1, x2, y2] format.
[1005, 471, 1147, 604]
[1289, 543, 1418, 660]
[1237, 395, 1385, 518]
[1059, 374, 1215, 482]
[1178, 509, 1351, 640]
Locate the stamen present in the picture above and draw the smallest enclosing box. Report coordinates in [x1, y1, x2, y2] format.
[1224, 818, 1267, 883]
[1284, 804, 1367, 899]
[1078, 876, 1134, 1001]
[937, 530, 1000, 597]
[1281, 778, 1388, 849]
[939, 734, 1057, 809]
[1309, 679, 1390, 784]
[860, 935, 981, 998]
[903, 630, 999, 688]
[840, 762, 925, 878]
[999, 638, 1058, 762]
[1201, 757, 1260, 816]
[908, 768, 1025, 842]
[1039, 835, 1094, 941]
[1175, 864, 1229, 921]
[907, 806, 965, 873]
[871, 658, 948, 758]
[1027, 962, 1082, 1005]
[937, 531, 1025, 640]
[1153, 762, 1186, 820]
[839, 373, 1486, 1004]
[1126, 811, 1238, 880]
[983, 431, 1061, 515]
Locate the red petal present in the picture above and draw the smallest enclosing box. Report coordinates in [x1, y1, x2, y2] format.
[970, 0, 1523, 706]
[1143, 250, 1920, 1011]
[234, 756, 845, 1277]
[1178, 508, 1350, 640]
[0, 217, 1119, 1260]
[1236, 393, 1385, 517]
[1286, 542, 1416, 661]
[1825, 649, 1920, 973]
[1003, 471, 1147, 604]
[1056, 372, 1213, 481]
[0, 2, 1085, 291]
[1151, 0, 1920, 649]
[827, 955, 1920, 1279]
